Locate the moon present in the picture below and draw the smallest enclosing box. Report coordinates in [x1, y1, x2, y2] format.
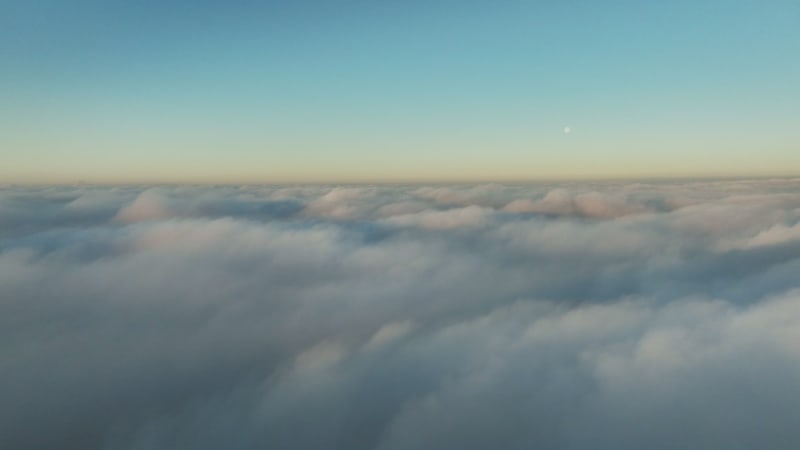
[563, 126, 571, 135]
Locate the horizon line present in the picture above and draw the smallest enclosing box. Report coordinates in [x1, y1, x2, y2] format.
[3, 173, 800, 187]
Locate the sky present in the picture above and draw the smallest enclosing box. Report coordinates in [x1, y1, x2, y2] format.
[2, 0, 799, 183]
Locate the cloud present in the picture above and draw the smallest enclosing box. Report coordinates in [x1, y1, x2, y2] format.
[364, 320, 416, 350]
[115, 189, 173, 222]
[503, 189, 652, 219]
[1, 179, 800, 449]
[738, 222, 800, 248]
[382, 205, 492, 230]
[303, 187, 367, 219]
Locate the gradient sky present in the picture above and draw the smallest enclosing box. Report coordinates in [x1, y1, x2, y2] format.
[2, 0, 799, 183]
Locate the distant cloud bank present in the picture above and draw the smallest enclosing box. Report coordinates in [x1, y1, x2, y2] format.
[2, 179, 800, 449]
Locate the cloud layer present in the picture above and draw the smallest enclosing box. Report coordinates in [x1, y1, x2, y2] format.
[2, 179, 800, 449]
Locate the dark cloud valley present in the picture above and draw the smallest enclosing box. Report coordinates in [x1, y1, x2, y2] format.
[2, 180, 800, 449]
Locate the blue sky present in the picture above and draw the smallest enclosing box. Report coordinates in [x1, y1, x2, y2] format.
[2, 0, 799, 182]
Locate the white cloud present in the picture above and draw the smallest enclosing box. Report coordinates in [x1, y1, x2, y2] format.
[115, 189, 173, 223]
[383, 205, 492, 230]
[2, 179, 800, 449]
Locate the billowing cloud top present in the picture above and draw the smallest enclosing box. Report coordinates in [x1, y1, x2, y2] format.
[2, 179, 800, 449]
